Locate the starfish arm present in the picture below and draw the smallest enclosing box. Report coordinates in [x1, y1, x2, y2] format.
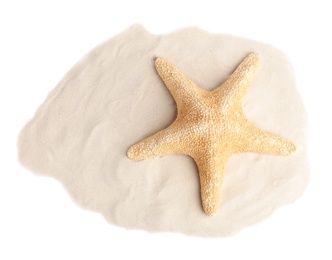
[194, 154, 227, 216]
[212, 53, 260, 106]
[127, 123, 186, 160]
[155, 58, 205, 110]
[237, 121, 297, 156]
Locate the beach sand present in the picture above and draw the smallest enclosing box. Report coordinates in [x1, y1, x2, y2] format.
[18, 25, 309, 237]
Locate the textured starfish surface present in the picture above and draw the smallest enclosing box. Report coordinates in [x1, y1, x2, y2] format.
[127, 53, 296, 216]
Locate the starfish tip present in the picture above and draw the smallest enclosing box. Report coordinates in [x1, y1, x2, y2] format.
[204, 207, 218, 216]
[127, 146, 138, 160]
[154, 57, 165, 67]
[248, 52, 259, 59]
[278, 141, 297, 156]
[248, 52, 260, 65]
[288, 143, 298, 155]
[202, 200, 220, 216]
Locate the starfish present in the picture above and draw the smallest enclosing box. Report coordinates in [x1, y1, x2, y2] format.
[127, 53, 296, 216]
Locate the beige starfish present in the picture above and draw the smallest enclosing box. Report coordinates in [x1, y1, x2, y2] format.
[127, 53, 296, 216]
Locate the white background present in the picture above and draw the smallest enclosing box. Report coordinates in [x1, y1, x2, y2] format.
[1, 0, 331, 259]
